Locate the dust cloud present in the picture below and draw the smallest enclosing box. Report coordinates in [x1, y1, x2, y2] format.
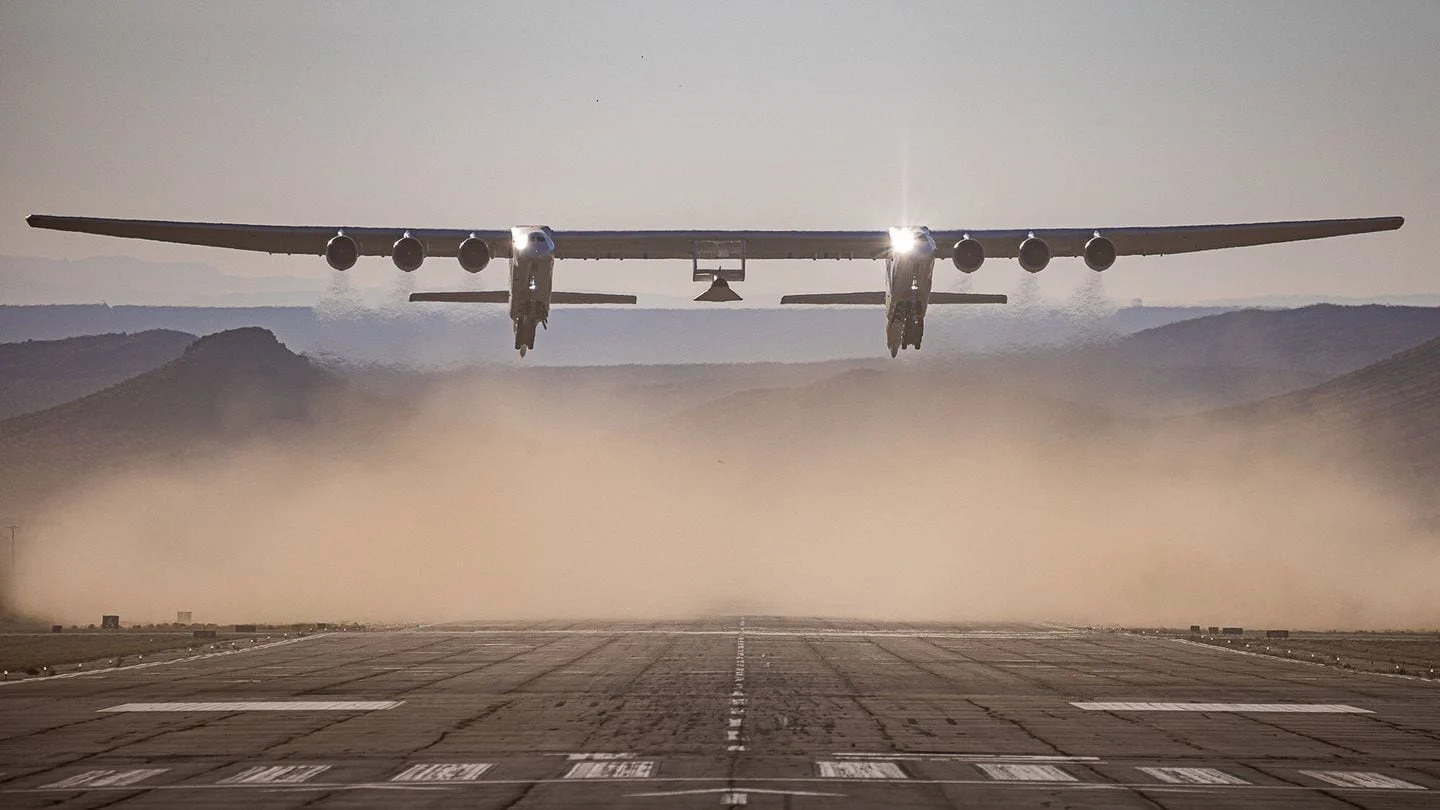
[12, 367, 1440, 629]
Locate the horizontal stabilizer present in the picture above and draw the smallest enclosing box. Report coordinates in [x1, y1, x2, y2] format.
[780, 291, 1008, 305]
[410, 291, 636, 304]
[930, 292, 1008, 304]
[780, 291, 885, 305]
[410, 291, 510, 303]
[550, 291, 637, 304]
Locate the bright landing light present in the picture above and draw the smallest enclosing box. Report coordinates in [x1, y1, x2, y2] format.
[889, 227, 919, 254]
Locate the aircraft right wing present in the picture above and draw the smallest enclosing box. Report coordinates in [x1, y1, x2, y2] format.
[930, 216, 1404, 260]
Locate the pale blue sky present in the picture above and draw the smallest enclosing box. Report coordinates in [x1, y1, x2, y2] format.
[2, 0, 1436, 306]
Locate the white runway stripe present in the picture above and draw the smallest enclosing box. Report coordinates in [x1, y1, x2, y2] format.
[564, 761, 656, 779]
[1139, 767, 1248, 785]
[977, 764, 1077, 782]
[42, 768, 168, 789]
[100, 701, 401, 712]
[1072, 702, 1370, 713]
[391, 763, 492, 782]
[817, 761, 907, 779]
[1300, 770, 1425, 789]
[219, 765, 330, 785]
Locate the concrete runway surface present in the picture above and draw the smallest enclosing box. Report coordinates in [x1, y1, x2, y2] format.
[1, 618, 1438, 808]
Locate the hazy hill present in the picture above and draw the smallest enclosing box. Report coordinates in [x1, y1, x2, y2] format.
[0, 330, 196, 419]
[1097, 304, 1440, 375]
[985, 304, 1440, 415]
[1216, 336, 1440, 511]
[0, 328, 342, 516]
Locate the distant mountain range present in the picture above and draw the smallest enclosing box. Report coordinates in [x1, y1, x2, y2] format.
[0, 328, 343, 517]
[3, 303, 1439, 524]
[0, 330, 195, 419]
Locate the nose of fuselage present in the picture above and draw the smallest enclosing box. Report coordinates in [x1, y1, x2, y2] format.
[511, 228, 554, 259]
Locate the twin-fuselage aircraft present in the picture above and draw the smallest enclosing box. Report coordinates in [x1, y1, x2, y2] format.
[27, 214, 1404, 357]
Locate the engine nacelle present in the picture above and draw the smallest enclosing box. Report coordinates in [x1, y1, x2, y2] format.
[952, 237, 985, 273]
[392, 233, 425, 272]
[1084, 235, 1116, 272]
[457, 236, 492, 273]
[1017, 235, 1051, 273]
[325, 233, 358, 271]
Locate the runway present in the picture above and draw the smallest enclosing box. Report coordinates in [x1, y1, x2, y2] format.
[1, 618, 1437, 808]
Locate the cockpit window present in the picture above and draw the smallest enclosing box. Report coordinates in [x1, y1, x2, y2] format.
[529, 233, 547, 243]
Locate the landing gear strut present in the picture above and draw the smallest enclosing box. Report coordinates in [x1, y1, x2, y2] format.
[514, 317, 539, 357]
[886, 314, 924, 358]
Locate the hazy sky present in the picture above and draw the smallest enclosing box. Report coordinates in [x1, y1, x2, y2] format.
[2, 0, 1436, 306]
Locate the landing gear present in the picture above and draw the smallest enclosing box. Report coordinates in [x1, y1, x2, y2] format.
[886, 314, 924, 358]
[514, 317, 539, 356]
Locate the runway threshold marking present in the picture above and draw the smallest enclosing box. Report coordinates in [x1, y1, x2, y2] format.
[1300, 770, 1426, 790]
[1139, 767, 1248, 785]
[1071, 702, 1370, 713]
[977, 764, 1077, 782]
[41, 769, 169, 789]
[100, 700, 402, 712]
[816, 761, 907, 779]
[564, 761, 656, 779]
[219, 765, 331, 785]
[391, 763, 493, 782]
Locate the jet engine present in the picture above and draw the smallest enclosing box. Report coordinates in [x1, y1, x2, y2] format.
[1084, 234, 1116, 271]
[325, 233, 358, 271]
[457, 236, 492, 273]
[392, 233, 425, 272]
[1017, 235, 1051, 273]
[952, 237, 985, 273]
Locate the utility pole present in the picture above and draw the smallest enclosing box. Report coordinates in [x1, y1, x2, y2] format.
[5, 525, 14, 570]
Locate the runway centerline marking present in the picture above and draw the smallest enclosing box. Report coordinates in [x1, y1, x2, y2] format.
[391, 763, 492, 782]
[817, 761, 907, 779]
[1300, 770, 1425, 790]
[100, 701, 401, 712]
[42, 769, 169, 789]
[1072, 701, 1370, 713]
[564, 761, 656, 779]
[1139, 767, 1248, 785]
[220, 765, 331, 785]
[977, 764, 1077, 782]
[564, 753, 637, 761]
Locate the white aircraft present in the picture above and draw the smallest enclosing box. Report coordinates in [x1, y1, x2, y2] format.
[27, 214, 1403, 357]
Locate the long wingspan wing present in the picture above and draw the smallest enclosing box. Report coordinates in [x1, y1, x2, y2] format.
[28, 214, 1401, 261]
[26, 215, 511, 258]
[930, 216, 1404, 259]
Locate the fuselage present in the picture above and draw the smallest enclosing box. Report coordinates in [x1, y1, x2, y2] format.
[509, 227, 555, 355]
[883, 227, 937, 356]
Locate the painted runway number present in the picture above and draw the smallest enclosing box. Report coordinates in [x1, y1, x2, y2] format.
[220, 765, 331, 785]
[42, 769, 168, 789]
[564, 761, 657, 779]
[391, 763, 493, 782]
[817, 761, 907, 779]
[1301, 770, 1426, 790]
[977, 763, 1077, 782]
[1139, 767, 1248, 785]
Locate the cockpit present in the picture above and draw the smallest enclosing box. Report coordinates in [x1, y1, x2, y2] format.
[528, 233, 547, 244]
